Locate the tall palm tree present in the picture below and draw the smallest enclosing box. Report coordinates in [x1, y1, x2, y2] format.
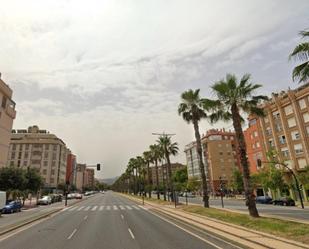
[149, 144, 162, 199]
[204, 73, 268, 217]
[289, 30, 309, 83]
[143, 151, 153, 198]
[127, 158, 138, 195]
[136, 156, 146, 196]
[157, 135, 179, 201]
[178, 89, 210, 208]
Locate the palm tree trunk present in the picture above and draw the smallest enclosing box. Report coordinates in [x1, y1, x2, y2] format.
[147, 162, 152, 198]
[193, 119, 209, 208]
[165, 151, 174, 201]
[155, 160, 160, 199]
[231, 103, 259, 217]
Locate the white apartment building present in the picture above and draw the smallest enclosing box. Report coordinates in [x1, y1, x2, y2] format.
[0, 74, 16, 167]
[7, 125, 68, 188]
[184, 141, 207, 179]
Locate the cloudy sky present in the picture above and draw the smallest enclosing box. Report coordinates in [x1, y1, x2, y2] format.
[0, 0, 308, 179]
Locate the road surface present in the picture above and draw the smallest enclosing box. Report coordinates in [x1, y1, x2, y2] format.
[0, 192, 243, 249]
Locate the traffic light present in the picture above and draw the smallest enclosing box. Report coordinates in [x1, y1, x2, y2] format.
[97, 164, 101, 171]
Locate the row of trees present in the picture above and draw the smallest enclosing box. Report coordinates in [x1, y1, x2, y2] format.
[0, 166, 43, 201]
[113, 134, 179, 201]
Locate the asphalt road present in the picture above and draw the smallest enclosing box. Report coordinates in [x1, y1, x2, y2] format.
[0, 192, 244, 249]
[178, 196, 309, 221]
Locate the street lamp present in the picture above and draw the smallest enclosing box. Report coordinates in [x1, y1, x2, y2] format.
[257, 159, 304, 209]
[219, 176, 224, 208]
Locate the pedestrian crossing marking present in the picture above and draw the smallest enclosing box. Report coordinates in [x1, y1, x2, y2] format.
[65, 205, 143, 212]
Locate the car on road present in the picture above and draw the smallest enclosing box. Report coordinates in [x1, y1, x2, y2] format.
[75, 193, 83, 199]
[255, 196, 273, 204]
[37, 196, 52, 205]
[1, 200, 22, 213]
[273, 197, 295, 206]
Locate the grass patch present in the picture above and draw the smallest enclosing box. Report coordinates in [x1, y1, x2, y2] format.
[181, 205, 309, 244]
[123, 193, 172, 205]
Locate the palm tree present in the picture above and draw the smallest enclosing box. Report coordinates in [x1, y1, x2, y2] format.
[204, 73, 268, 217]
[127, 158, 138, 195]
[157, 135, 179, 201]
[143, 151, 153, 198]
[289, 30, 309, 83]
[178, 89, 210, 208]
[149, 144, 162, 199]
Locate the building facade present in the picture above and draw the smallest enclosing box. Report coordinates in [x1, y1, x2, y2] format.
[202, 129, 240, 193]
[84, 168, 95, 189]
[184, 141, 206, 179]
[66, 152, 77, 185]
[0, 74, 16, 167]
[75, 163, 86, 191]
[150, 163, 186, 186]
[7, 125, 69, 188]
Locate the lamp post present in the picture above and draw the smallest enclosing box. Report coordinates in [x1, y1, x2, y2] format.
[257, 159, 304, 209]
[219, 176, 224, 208]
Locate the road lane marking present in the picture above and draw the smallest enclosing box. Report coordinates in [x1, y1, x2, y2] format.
[125, 205, 132, 210]
[119, 205, 125, 210]
[84, 206, 91, 211]
[113, 205, 118, 210]
[99, 206, 104, 211]
[84, 215, 88, 220]
[121, 214, 124, 219]
[106, 206, 111, 210]
[138, 205, 147, 210]
[77, 206, 85, 211]
[67, 229, 77, 240]
[132, 205, 140, 210]
[128, 228, 135, 239]
[68, 206, 78, 211]
[92, 206, 98, 211]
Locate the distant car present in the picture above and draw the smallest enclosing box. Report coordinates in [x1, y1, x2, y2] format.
[273, 197, 295, 206]
[37, 196, 52, 205]
[2, 200, 22, 213]
[67, 193, 75, 199]
[255, 196, 273, 204]
[186, 192, 196, 198]
[75, 193, 83, 199]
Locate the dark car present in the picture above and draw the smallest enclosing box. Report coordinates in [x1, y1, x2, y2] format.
[255, 196, 273, 204]
[273, 197, 295, 206]
[2, 200, 22, 214]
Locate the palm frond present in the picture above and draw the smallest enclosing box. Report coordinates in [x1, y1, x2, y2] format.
[208, 110, 232, 124]
[289, 42, 309, 61]
[292, 61, 309, 83]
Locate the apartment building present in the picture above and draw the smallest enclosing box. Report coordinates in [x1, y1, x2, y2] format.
[66, 152, 77, 185]
[202, 129, 240, 192]
[244, 116, 267, 173]
[84, 168, 95, 189]
[245, 83, 309, 200]
[75, 163, 86, 191]
[0, 74, 16, 167]
[184, 141, 207, 179]
[7, 125, 69, 188]
[150, 163, 186, 186]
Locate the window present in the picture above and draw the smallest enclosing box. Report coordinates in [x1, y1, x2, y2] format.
[25, 144, 29, 150]
[230, 136, 234, 140]
[44, 152, 49, 159]
[18, 152, 22, 159]
[45, 144, 49, 150]
[294, 144, 303, 155]
[256, 142, 260, 148]
[1, 96, 7, 108]
[297, 158, 307, 169]
[298, 99, 306, 109]
[12, 144, 17, 150]
[281, 147, 289, 157]
[23, 161, 27, 166]
[265, 127, 272, 136]
[252, 144, 256, 149]
[43, 161, 48, 166]
[307, 126, 309, 135]
[287, 117, 296, 128]
[11, 152, 15, 159]
[284, 105, 293, 115]
[24, 152, 29, 158]
[253, 131, 258, 137]
[17, 160, 21, 167]
[52, 161, 56, 167]
[42, 169, 47, 175]
[303, 113, 309, 123]
[278, 135, 286, 144]
[52, 153, 57, 160]
[10, 161, 14, 166]
[219, 152, 223, 155]
[264, 117, 269, 123]
[50, 178, 54, 184]
[272, 111, 280, 120]
[53, 145, 57, 151]
[249, 119, 257, 126]
[275, 123, 282, 132]
[291, 130, 300, 140]
[268, 139, 274, 147]
[51, 169, 55, 175]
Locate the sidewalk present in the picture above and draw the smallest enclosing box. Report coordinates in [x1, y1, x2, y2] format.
[124, 194, 309, 249]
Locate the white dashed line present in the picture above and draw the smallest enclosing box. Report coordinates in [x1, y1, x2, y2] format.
[128, 228, 135, 239]
[67, 229, 77, 240]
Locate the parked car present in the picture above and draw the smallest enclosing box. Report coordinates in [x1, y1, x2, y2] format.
[75, 193, 83, 199]
[37, 196, 52, 205]
[273, 197, 295, 206]
[2, 200, 22, 214]
[67, 193, 75, 199]
[255, 196, 273, 204]
[50, 194, 62, 203]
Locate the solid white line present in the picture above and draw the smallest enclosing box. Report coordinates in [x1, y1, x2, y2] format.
[84, 215, 88, 220]
[77, 206, 85, 211]
[121, 214, 124, 219]
[67, 229, 77, 240]
[99, 206, 104, 211]
[128, 228, 135, 239]
[92, 206, 98, 211]
[150, 212, 224, 249]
